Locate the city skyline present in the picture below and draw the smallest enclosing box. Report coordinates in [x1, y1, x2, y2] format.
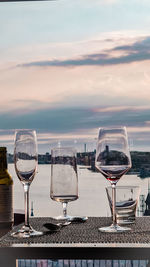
[1, 0, 150, 152]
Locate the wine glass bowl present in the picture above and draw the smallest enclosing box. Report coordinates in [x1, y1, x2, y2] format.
[95, 127, 132, 232]
[12, 129, 43, 238]
[14, 130, 37, 185]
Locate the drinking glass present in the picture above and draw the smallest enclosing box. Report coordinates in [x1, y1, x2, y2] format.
[12, 130, 43, 238]
[51, 147, 84, 220]
[106, 185, 140, 225]
[95, 127, 132, 232]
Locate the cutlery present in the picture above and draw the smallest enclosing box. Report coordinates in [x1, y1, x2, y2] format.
[43, 221, 71, 231]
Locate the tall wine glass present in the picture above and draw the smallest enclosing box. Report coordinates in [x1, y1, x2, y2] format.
[50, 147, 80, 220]
[95, 127, 132, 232]
[12, 130, 43, 238]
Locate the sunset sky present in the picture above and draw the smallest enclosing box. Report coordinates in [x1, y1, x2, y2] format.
[1, 0, 150, 152]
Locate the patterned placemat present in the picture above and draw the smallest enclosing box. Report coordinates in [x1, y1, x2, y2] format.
[0, 217, 150, 246]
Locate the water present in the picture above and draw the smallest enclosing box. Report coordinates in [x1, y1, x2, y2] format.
[116, 200, 137, 224]
[108, 199, 137, 225]
[8, 164, 149, 217]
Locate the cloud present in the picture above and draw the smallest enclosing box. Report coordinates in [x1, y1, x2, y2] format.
[1, 31, 147, 68]
[16, 36, 150, 68]
[93, 105, 150, 113]
[0, 105, 150, 133]
[2, 33, 150, 139]
[1, 106, 150, 152]
[2, 58, 150, 115]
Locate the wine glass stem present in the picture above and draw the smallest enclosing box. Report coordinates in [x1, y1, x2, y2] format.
[62, 202, 68, 218]
[112, 183, 117, 226]
[24, 184, 30, 227]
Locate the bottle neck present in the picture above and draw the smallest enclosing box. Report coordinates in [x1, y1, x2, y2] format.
[0, 152, 7, 171]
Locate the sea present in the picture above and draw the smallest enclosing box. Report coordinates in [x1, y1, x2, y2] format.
[8, 164, 149, 218]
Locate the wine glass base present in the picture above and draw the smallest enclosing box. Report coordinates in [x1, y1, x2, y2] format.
[98, 224, 131, 233]
[11, 225, 43, 238]
[54, 215, 88, 222]
[68, 216, 88, 222]
[53, 215, 72, 220]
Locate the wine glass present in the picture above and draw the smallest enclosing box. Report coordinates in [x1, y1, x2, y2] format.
[95, 127, 132, 232]
[50, 147, 87, 221]
[12, 129, 43, 238]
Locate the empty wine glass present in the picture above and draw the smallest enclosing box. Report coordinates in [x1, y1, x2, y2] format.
[12, 129, 43, 238]
[50, 147, 87, 221]
[95, 127, 132, 232]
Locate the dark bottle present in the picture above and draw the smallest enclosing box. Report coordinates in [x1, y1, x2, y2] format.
[0, 147, 13, 229]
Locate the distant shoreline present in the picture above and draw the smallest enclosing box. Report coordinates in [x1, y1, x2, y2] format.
[7, 150, 150, 179]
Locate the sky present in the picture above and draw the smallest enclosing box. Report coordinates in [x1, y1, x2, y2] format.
[1, 0, 150, 152]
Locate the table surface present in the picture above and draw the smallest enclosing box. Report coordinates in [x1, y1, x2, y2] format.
[0, 216, 150, 248]
[0, 217, 150, 266]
